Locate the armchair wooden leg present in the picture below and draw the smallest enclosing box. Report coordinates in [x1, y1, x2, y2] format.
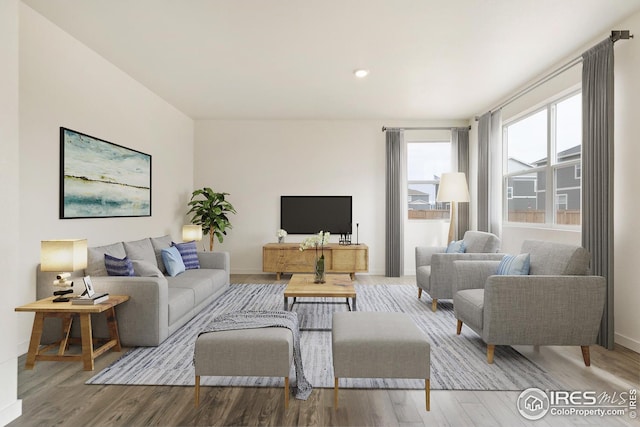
[418, 288, 422, 299]
[487, 345, 495, 364]
[456, 320, 462, 335]
[425, 379, 430, 411]
[334, 377, 339, 409]
[431, 299, 437, 312]
[284, 377, 289, 409]
[195, 375, 200, 407]
[581, 346, 591, 367]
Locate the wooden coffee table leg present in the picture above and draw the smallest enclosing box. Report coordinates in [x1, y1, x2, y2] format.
[25, 312, 45, 369]
[79, 313, 95, 371]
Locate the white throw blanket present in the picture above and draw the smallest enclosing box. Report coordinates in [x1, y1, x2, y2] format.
[196, 310, 313, 400]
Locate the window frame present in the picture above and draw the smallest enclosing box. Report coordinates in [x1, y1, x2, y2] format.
[502, 89, 582, 228]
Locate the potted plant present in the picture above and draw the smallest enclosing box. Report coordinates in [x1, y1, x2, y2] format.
[187, 188, 237, 251]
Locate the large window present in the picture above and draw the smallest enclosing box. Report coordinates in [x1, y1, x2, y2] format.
[503, 91, 581, 226]
[407, 142, 451, 219]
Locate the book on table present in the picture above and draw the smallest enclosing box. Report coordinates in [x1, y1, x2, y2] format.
[71, 293, 109, 305]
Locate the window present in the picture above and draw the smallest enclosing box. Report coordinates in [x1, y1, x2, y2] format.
[503, 91, 581, 226]
[407, 142, 451, 219]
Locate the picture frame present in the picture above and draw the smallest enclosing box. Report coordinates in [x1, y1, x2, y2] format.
[83, 275, 95, 298]
[60, 127, 152, 219]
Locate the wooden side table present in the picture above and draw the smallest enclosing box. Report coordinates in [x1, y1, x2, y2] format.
[15, 295, 129, 371]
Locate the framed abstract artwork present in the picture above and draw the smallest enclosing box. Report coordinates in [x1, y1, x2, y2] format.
[59, 127, 152, 219]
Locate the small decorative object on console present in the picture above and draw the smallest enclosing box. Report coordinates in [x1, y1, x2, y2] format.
[299, 231, 330, 283]
[277, 229, 287, 243]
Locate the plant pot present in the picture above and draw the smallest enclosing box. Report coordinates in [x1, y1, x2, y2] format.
[278, 236, 284, 244]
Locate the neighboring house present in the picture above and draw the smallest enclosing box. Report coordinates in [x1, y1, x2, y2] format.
[408, 188, 431, 211]
[506, 146, 581, 213]
[532, 145, 581, 211]
[506, 158, 538, 211]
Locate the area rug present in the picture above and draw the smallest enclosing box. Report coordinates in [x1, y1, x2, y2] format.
[86, 284, 565, 391]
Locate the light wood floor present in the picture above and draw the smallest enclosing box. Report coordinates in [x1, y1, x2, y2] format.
[9, 274, 640, 427]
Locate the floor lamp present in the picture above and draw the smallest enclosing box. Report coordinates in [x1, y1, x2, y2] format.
[436, 172, 470, 244]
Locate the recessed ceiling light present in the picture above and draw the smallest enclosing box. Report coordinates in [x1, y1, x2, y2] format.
[354, 69, 369, 78]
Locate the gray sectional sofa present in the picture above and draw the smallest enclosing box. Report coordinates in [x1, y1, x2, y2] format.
[36, 235, 230, 347]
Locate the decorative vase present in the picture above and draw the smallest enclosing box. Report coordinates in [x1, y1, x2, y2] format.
[278, 236, 284, 244]
[314, 255, 326, 283]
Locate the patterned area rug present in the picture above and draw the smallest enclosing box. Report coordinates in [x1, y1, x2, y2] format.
[87, 284, 565, 391]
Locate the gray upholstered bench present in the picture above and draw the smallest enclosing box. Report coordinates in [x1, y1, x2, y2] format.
[194, 327, 294, 408]
[332, 312, 431, 411]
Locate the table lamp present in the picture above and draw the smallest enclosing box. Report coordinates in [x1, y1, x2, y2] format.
[182, 225, 203, 242]
[41, 239, 88, 302]
[436, 172, 470, 244]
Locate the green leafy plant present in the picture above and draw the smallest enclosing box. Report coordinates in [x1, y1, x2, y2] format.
[187, 188, 237, 251]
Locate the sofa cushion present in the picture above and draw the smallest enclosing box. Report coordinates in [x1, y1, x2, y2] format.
[496, 253, 530, 275]
[168, 269, 217, 305]
[104, 254, 135, 276]
[132, 260, 164, 278]
[172, 241, 200, 270]
[162, 246, 185, 277]
[151, 235, 173, 273]
[124, 238, 157, 267]
[87, 242, 126, 276]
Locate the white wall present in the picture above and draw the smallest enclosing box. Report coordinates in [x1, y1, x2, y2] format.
[0, 0, 23, 423]
[194, 120, 465, 275]
[611, 11, 640, 353]
[16, 4, 195, 355]
[468, 10, 640, 351]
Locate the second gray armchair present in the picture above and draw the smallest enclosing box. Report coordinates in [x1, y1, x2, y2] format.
[452, 240, 606, 366]
[415, 231, 502, 312]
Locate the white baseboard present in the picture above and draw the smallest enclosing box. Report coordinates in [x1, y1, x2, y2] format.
[0, 399, 22, 426]
[614, 332, 640, 353]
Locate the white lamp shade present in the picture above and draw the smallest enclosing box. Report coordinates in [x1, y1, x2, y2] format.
[182, 225, 203, 242]
[41, 239, 88, 272]
[436, 172, 470, 203]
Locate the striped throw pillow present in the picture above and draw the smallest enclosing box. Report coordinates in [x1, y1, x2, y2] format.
[496, 253, 530, 275]
[104, 253, 135, 276]
[172, 241, 200, 270]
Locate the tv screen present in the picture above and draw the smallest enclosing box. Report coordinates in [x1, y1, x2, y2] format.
[281, 196, 352, 234]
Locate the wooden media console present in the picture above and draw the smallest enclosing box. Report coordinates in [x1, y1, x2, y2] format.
[263, 243, 368, 280]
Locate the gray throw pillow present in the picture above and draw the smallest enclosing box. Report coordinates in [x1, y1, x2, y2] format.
[132, 260, 164, 278]
[124, 238, 157, 267]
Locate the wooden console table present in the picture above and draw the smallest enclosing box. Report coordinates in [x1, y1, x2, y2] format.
[15, 295, 129, 371]
[263, 243, 368, 280]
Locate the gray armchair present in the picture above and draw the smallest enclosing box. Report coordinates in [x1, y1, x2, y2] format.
[452, 240, 606, 366]
[415, 231, 502, 311]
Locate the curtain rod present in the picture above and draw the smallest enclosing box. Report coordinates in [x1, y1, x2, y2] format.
[382, 126, 471, 132]
[476, 30, 633, 118]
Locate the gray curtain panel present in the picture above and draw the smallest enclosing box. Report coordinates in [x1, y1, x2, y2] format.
[452, 127, 470, 239]
[582, 38, 614, 349]
[477, 113, 490, 231]
[385, 130, 405, 277]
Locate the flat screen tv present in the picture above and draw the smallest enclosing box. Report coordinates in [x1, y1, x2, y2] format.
[281, 196, 352, 234]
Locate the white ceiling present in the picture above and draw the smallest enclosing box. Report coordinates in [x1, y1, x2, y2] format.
[22, 0, 640, 120]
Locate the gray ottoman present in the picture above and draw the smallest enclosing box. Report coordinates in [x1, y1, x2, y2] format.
[194, 327, 294, 408]
[332, 312, 431, 411]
